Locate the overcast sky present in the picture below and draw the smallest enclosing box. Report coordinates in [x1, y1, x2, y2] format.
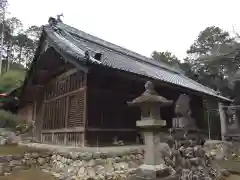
[7, 0, 240, 60]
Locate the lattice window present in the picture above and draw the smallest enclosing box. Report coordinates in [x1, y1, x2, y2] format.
[67, 90, 85, 127]
[69, 71, 84, 92]
[43, 98, 66, 130]
[41, 133, 52, 143]
[66, 132, 83, 146]
[53, 132, 65, 144]
[42, 71, 85, 131]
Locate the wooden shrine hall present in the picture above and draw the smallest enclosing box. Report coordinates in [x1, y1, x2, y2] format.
[17, 17, 231, 147]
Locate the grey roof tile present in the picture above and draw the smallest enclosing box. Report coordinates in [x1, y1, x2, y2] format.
[44, 23, 231, 102]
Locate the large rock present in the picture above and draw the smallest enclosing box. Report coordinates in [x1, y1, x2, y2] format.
[5, 132, 21, 145]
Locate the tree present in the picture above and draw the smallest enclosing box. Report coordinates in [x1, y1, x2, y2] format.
[152, 51, 180, 66]
[186, 26, 236, 95]
[187, 26, 234, 57]
[26, 25, 42, 42]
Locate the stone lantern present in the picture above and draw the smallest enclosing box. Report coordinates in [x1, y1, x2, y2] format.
[128, 81, 174, 179]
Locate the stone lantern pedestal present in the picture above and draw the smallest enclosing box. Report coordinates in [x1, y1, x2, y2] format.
[128, 81, 177, 180]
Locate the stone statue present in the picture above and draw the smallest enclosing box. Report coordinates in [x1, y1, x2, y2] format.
[173, 94, 196, 129]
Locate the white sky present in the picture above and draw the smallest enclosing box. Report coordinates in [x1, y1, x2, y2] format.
[7, 0, 240, 60]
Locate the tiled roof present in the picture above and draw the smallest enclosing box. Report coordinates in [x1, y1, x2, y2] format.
[43, 22, 231, 102]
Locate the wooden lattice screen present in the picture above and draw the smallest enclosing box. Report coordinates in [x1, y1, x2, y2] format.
[68, 91, 85, 127]
[41, 70, 86, 146]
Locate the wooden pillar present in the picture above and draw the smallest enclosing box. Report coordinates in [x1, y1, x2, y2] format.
[83, 73, 87, 147]
[64, 96, 69, 145]
[218, 102, 227, 141]
[32, 100, 37, 138]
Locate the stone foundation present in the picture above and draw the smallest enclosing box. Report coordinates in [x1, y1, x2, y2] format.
[0, 147, 144, 180]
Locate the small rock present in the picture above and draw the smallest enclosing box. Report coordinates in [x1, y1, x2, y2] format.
[70, 152, 79, 160]
[31, 152, 40, 159]
[52, 172, 62, 178]
[5, 155, 12, 162]
[37, 157, 46, 166]
[129, 155, 135, 160]
[51, 155, 56, 160]
[114, 162, 128, 170]
[189, 158, 200, 166]
[77, 167, 85, 177]
[66, 159, 73, 164]
[95, 165, 105, 175]
[125, 156, 131, 161]
[87, 159, 96, 167]
[130, 149, 138, 155]
[9, 160, 21, 166]
[221, 169, 230, 177]
[80, 152, 92, 161]
[128, 161, 138, 168]
[74, 160, 83, 167]
[56, 155, 62, 161]
[95, 159, 105, 165]
[100, 152, 108, 159]
[12, 155, 23, 160]
[92, 152, 101, 159]
[86, 167, 96, 177]
[107, 152, 118, 158]
[135, 154, 144, 160]
[115, 157, 121, 163]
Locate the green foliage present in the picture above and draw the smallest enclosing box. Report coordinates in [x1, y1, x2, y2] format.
[187, 26, 234, 56]
[0, 110, 29, 133]
[152, 51, 180, 66]
[0, 70, 25, 93]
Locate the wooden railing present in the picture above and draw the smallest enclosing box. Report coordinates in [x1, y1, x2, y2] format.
[41, 130, 84, 146]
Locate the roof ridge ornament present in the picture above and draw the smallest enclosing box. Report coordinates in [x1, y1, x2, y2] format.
[57, 13, 64, 22]
[48, 17, 58, 26]
[48, 14, 63, 27]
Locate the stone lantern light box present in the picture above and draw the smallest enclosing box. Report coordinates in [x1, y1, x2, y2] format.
[128, 81, 173, 128]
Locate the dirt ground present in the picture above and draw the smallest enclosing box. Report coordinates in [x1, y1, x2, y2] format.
[0, 169, 56, 180]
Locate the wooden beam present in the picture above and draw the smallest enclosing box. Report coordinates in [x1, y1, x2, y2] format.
[86, 128, 136, 132]
[41, 127, 84, 133]
[55, 68, 78, 81]
[43, 87, 85, 104]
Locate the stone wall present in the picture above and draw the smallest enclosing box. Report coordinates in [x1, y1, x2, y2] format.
[0, 148, 144, 180]
[204, 140, 239, 160]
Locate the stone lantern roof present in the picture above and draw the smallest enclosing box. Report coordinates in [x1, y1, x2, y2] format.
[127, 81, 173, 106]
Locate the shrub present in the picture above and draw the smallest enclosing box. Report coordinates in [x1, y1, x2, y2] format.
[0, 110, 31, 133]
